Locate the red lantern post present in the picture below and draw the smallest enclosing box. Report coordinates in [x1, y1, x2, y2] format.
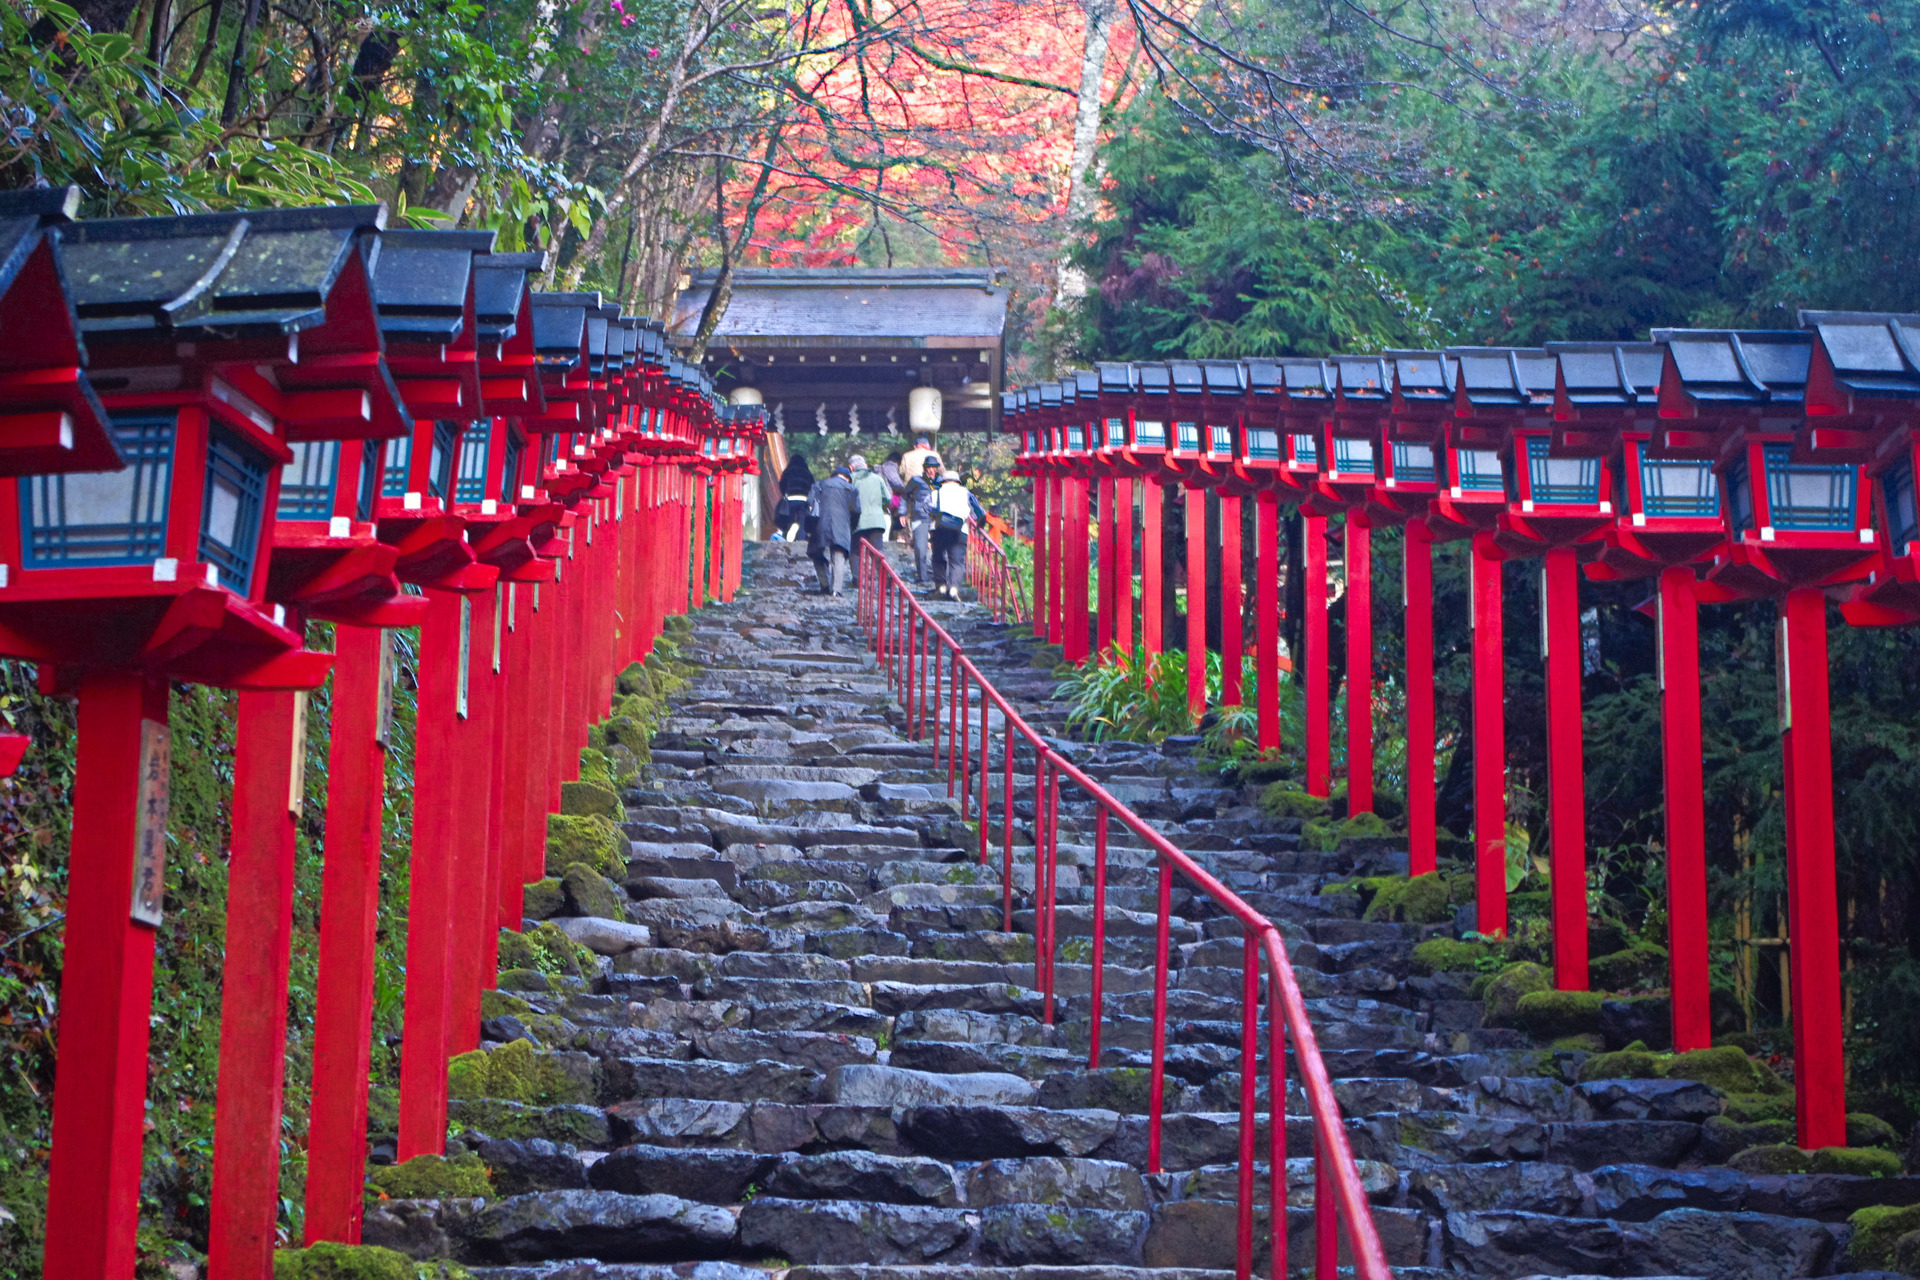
[1095, 364, 1136, 657]
[1166, 361, 1213, 718]
[1278, 360, 1336, 796]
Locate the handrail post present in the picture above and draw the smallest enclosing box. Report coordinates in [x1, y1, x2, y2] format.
[1001, 726, 1015, 931]
[1267, 930, 1289, 1280]
[1147, 857, 1172, 1174]
[1237, 931, 1260, 1280]
[977, 685, 990, 864]
[1089, 807, 1108, 1068]
[1315, 1130, 1336, 1280]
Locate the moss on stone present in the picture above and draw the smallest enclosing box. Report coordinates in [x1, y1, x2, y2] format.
[1257, 783, 1331, 822]
[1482, 961, 1551, 1026]
[1588, 942, 1669, 990]
[1703, 1115, 1796, 1159]
[578, 747, 618, 787]
[1237, 759, 1295, 788]
[1850, 1112, 1904, 1151]
[446, 1050, 490, 1101]
[1301, 820, 1339, 850]
[1578, 1043, 1668, 1082]
[560, 863, 626, 921]
[1549, 1033, 1606, 1052]
[1722, 1092, 1794, 1124]
[1338, 810, 1392, 840]
[479, 990, 534, 1022]
[1665, 1045, 1773, 1094]
[560, 780, 624, 819]
[366, 1086, 399, 1137]
[601, 716, 651, 757]
[273, 1242, 417, 1280]
[521, 878, 565, 920]
[445, 1038, 587, 1106]
[447, 1099, 611, 1146]
[1028, 643, 1065, 670]
[1728, 1143, 1813, 1175]
[545, 813, 625, 878]
[1411, 937, 1497, 975]
[1810, 1145, 1903, 1178]
[1361, 873, 1452, 925]
[616, 662, 650, 697]
[1507, 890, 1550, 922]
[495, 921, 594, 979]
[1513, 989, 1605, 1039]
[1849, 1204, 1920, 1271]
[1893, 1229, 1920, 1278]
[366, 1152, 493, 1202]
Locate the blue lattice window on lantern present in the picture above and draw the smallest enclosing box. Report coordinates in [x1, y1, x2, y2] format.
[1209, 424, 1233, 455]
[1637, 445, 1719, 519]
[1884, 458, 1918, 556]
[499, 430, 525, 504]
[199, 429, 270, 591]
[1763, 443, 1856, 531]
[1106, 418, 1126, 448]
[1291, 434, 1318, 466]
[1175, 421, 1200, 452]
[426, 420, 458, 500]
[1727, 457, 1755, 536]
[1527, 438, 1601, 505]
[22, 413, 175, 568]
[278, 440, 340, 521]
[455, 420, 492, 504]
[1246, 428, 1280, 461]
[1457, 448, 1504, 492]
[356, 441, 381, 520]
[1392, 441, 1436, 485]
[544, 434, 562, 467]
[1067, 425, 1084, 451]
[380, 436, 412, 497]
[1332, 436, 1375, 477]
[1134, 419, 1167, 448]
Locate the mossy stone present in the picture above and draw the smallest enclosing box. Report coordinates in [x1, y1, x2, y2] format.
[1589, 942, 1669, 990]
[1237, 759, 1295, 787]
[521, 878, 565, 920]
[445, 1038, 587, 1106]
[1848, 1204, 1920, 1271]
[1578, 1043, 1668, 1082]
[448, 1099, 612, 1147]
[1666, 1045, 1770, 1094]
[1483, 961, 1552, 1026]
[1728, 1143, 1813, 1175]
[1849, 1112, 1903, 1151]
[480, 989, 534, 1022]
[578, 747, 618, 787]
[560, 780, 623, 820]
[1514, 989, 1605, 1039]
[560, 863, 626, 921]
[1339, 810, 1391, 840]
[1507, 890, 1550, 921]
[273, 1242, 416, 1280]
[1811, 1145, 1903, 1178]
[1028, 643, 1065, 670]
[1549, 1033, 1606, 1052]
[485, 1038, 541, 1102]
[586, 723, 607, 749]
[496, 967, 552, 991]
[365, 1152, 492, 1202]
[602, 716, 651, 756]
[446, 1050, 491, 1101]
[616, 662, 650, 697]
[1411, 937, 1496, 975]
[1301, 820, 1338, 850]
[545, 813, 625, 877]
[366, 1086, 399, 1137]
[1893, 1229, 1920, 1277]
[1397, 873, 1453, 924]
[1703, 1115, 1796, 1159]
[495, 930, 540, 972]
[1722, 1092, 1794, 1124]
[1257, 783, 1331, 822]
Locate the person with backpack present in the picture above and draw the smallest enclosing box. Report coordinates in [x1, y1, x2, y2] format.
[849, 453, 892, 562]
[904, 453, 940, 584]
[808, 465, 858, 595]
[930, 466, 982, 600]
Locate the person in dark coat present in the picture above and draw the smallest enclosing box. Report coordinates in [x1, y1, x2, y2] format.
[809, 465, 859, 595]
[778, 454, 815, 540]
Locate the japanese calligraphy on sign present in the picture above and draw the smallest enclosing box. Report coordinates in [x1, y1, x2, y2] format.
[130, 717, 171, 927]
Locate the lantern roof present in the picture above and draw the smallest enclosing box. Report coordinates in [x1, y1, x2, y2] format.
[1136, 362, 1172, 395]
[0, 212, 118, 473]
[1448, 346, 1556, 407]
[1547, 341, 1665, 407]
[1333, 355, 1390, 402]
[1200, 359, 1247, 397]
[1386, 351, 1455, 404]
[1649, 329, 1810, 405]
[473, 250, 539, 342]
[1797, 310, 1920, 403]
[1071, 368, 1098, 399]
[1280, 357, 1335, 398]
[530, 293, 593, 368]
[1097, 362, 1135, 395]
[1169, 360, 1204, 397]
[0, 185, 82, 224]
[1244, 358, 1283, 399]
[371, 229, 491, 342]
[1039, 381, 1064, 409]
[1001, 390, 1017, 417]
[58, 204, 387, 346]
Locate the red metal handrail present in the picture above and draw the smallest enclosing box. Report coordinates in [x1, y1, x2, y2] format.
[857, 541, 1393, 1280]
[967, 517, 1028, 624]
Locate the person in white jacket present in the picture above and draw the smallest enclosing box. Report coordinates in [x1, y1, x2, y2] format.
[930, 469, 979, 599]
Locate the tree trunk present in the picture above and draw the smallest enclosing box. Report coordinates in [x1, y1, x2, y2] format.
[219, 0, 265, 125]
[1050, 0, 1117, 316]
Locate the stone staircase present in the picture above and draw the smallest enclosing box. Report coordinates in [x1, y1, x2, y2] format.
[361, 539, 1919, 1280]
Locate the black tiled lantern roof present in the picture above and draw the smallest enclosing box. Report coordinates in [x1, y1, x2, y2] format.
[1797, 311, 1920, 402]
[1448, 347, 1558, 407]
[59, 204, 387, 344]
[0, 186, 82, 225]
[1650, 329, 1811, 405]
[371, 229, 493, 343]
[473, 251, 541, 342]
[530, 293, 595, 368]
[1547, 342, 1665, 407]
[0, 212, 118, 473]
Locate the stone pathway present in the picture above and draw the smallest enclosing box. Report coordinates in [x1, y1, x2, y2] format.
[363, 539, 1918, 1280]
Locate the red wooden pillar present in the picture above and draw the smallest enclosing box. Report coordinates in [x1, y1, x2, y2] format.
[529, 581, 560, 883]
[1543, 545, 1589, 990]
[1255, 493, 1280, 752]
[691, 478, 709, 608]
[1658, 565, 1711, 1053]
[498, 584, 533, 933]
[1344, 514, 1373, 812]
[43, 673, 171, 1280]
[1185, 485, 1208, 719]
[1114, 477, 1134, 655]
[1303, 511, 1330, 796]
[1471, 529, 1508, 939]
[1065, 478, 1091, 664]
[1048, 475, 1065, 646]
[1097, 474, 1117, 655]
[397, 588, 465, 1159]
[1141, 480, 1164, 655]
[565, 525, 592, 769]
[1031, 477, 1049, 637]
[451, 584, 500, 1054]
[1405, 522, 1437, 875]
[306, 627, 392, 1244]
[1779, 586, 1847, 1149]
[207, 689, 304, 1280]
[1219, 493, 1244, 705]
